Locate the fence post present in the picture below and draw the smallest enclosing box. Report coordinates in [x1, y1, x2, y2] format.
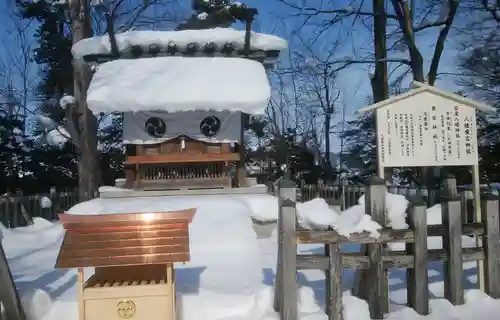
[340, 179, 347, 210]
[441, 195, 464, 305]
[480, 193, 500, 298]
[441, 173, 457, 197]
[325, 241, 342, 320]
[274, 185, 282, 312]
[353, 176, 388, 318]
[272, 184, 282, 312]
[406, 195, 429, 315]
[406, 182, 418, 197]
[276, 178, 297, 320]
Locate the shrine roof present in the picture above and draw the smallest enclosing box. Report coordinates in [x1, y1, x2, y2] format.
[55, 209, 196, 269]
[72, 27, 287, 67]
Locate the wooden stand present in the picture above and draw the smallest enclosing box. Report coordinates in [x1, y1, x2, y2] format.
[77, 265, 176, 320]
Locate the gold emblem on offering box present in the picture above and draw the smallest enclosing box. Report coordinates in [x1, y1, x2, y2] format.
[117, 300, 136, 319]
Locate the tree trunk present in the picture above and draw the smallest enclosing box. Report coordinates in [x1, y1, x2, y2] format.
[324, 114, 332, 168]
[71, 0, 102, 201]
[370, 0, 389, 103]
[370, 0, 389, 179]
[352, 0, 390, 310]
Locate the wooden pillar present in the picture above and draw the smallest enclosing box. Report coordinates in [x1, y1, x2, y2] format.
[236, 112, 246, 187]
[442, 195, 464, 305]
[481, 194, 500, 298]
[275, 178, 297, 320]
[167, 264, 177, 320]
[77, 268, 84, 320]
[406, 195, 429, 315]
[352, 176, 389, 318]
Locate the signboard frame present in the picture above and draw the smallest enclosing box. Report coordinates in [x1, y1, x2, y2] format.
[358, 81, 496, 292]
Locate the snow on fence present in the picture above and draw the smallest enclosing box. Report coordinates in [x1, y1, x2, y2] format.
[274, 176, 500, 320]
[298, 181, 485, 210]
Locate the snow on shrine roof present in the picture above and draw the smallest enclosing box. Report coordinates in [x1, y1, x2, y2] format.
[358, 81, 495, 113]
[72, 27, 287, 61]
[86, 56, 271, 114]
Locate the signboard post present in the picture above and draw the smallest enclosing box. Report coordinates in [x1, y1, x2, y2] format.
[359, 81, 496, 293]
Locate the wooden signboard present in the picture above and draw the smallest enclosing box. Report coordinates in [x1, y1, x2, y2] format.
[358, 81, 496, 293]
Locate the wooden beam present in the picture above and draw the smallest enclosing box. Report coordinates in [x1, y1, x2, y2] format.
[124, 153, 240, 165]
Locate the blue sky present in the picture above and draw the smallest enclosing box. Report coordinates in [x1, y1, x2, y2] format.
[0, 0, 468, 152]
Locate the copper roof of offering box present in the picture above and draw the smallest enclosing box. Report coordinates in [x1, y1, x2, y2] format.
[55, 209, 196, 269]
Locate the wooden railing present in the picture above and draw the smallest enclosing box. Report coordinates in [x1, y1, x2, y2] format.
[124, 153, 240, 165]
[273, 177, 500, 320]
[139, 162, 230, 181]
[124, 153, 239, 189]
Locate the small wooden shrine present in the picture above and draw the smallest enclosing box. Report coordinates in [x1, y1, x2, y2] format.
[55, 209, 196, 320]
[76, 27, 286, 190]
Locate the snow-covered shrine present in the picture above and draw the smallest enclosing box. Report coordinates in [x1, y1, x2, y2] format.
[74, 28, 287, 190]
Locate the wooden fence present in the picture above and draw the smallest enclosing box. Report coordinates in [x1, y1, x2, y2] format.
[0, 189, 80, 228]
[298, 180, 485, 210]
[0, 178, 490, 229]
[274, 176, 500, 320]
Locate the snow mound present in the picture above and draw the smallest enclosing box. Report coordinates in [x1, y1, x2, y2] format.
[86, 57, 271, 114]
[21, 289, 53, 320]
[297, 198, 337, 229]
[40, 197, 52, 209]
[67, 195, 264, 318]
[236, 194, 278, 221]
[358, 192, 409, 229]
[296, 198, 382, 237]
[59, 95, 76, 109]
[45, 126, 70, 149]
[98, 185, 129, 193]
[72, 28, 287, 59]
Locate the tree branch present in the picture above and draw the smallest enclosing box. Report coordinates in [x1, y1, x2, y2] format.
[427, 0, 459, 85]
[482, 0, 500, 22]
[277, 0, 399, 20]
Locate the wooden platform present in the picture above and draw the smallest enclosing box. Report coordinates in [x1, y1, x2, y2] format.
[100, 185, 268, 199]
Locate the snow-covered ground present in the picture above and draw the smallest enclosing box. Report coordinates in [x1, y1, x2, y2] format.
[2, 192, 500, 320]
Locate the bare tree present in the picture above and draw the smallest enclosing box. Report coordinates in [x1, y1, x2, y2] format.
[0, 5, 37, 130]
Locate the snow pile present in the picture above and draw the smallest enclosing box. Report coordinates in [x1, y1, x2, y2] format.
[297, 198, 382, 237]
[67, 196, 267, 319]
[87, 57, 271, 114]
[358, 192, 409, 229]
[21, 289, 53, 320]
[71, 28, 287, 59]
[45, 126, 70, 149]
[234, 194, 278, 221]
[59, 95, 76, 109]
[98, 185, 130, 193]
[40, 197, 52, 209]
[4, 192, 500, 320]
